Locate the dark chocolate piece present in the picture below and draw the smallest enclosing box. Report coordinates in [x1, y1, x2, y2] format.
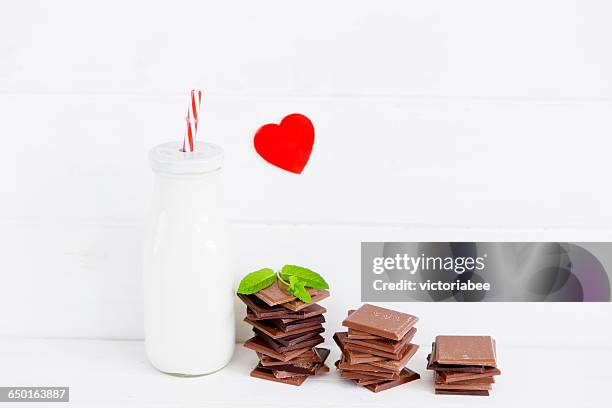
[257, 332, 325, 353]
[268, 314, 325, 332]
[342, 304, 418, 341]
[238, 294, 300, 320]
[434, 335, 497, 367]
[258, 327, 324, 347]
[243, 317, 323, 339]
[245, 302, 327, 321]
[243, 336, 311, 362]
[435, 389, 490, 396]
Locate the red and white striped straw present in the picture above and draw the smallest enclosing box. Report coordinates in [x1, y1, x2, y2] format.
[182, 89, 203, 152]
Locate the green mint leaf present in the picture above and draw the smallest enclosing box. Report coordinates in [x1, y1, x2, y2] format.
[280, 265, 329, 290]
[289, 279, 312, 303]
[288, 275, 299, 292]
[236, 268, 276, 294]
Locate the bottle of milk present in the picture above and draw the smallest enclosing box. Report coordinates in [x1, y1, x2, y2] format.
[143, 141, 235, 375]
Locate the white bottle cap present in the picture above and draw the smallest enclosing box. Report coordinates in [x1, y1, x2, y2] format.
[149, 141, 224, 175]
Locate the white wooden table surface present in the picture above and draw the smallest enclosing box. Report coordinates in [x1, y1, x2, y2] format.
[1, 338, 609, 407]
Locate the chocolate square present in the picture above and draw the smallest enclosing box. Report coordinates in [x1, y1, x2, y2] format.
[250, 366, 307, 386]
[243, 317, 323, 339]
[434, 335, 497, 367]
[256, 331, 324, 353]
[363, 368, 420, 393]
[345, 326, 416, 353]
[333, 332, 385, 364]
[342, 304, 418, 341]
[257, 347, 327, 367]
[243, 336, 312, 362]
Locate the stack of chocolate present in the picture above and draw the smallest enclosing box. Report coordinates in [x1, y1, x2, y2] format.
[239, 280, 331, 386]
[333, 304, 420, 393]
[426, 335, 501, 396]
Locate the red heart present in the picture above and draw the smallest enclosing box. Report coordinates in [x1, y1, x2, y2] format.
[254, 113, 314, 174]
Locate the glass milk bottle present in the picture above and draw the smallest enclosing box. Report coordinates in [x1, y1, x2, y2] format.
[143, 141, 235, 375]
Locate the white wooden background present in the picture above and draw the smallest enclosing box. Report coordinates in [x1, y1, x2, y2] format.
[1, 0, 612, 347]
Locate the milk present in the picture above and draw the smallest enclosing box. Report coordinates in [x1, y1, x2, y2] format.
[143, 141, 235, 375]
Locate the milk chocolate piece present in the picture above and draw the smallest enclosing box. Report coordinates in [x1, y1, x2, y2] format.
[244, 317, 323, 339]
[337, 359, 397, 374]
[336, 362, 387, 383]
[435, 382, 492, 391]
[333, 332, 385, 364]
[368, 343, 419, 372]
[346, 310, 387, 340]
[435, 389, 489, 396]
[280, 290, 330, 311]
[357, 377, 394, 386]
[274, 362, 317, 375]
[427, 344, 488, 373]
[340, 370, 394, 381]
[345, 343, 399, 359]
[316, 364, 330, 374]
[342, 304, 418, 341]
[254, 280, 329, 308]
[438, 367, 501, 383]
[271, 349, 330, 374]
[345, 339, 416, 360]
[436, 373, 495, 385]
[243, 336, 311, 362]
[346, 350, 386, 364]
[257, 332, 325, 353]
[254, 280, 310, 306]
[434, 335, 497, 367]
[348, 329, 386, 340]
[250, 366, 306, 386]
[258, 347, 327, 367]
[345, 327, 416, 353]
[341, 370, 399, 380]
[363, 368, 420, 393]
[272, 364, 329, 378]
[272, 369, 308, 379]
